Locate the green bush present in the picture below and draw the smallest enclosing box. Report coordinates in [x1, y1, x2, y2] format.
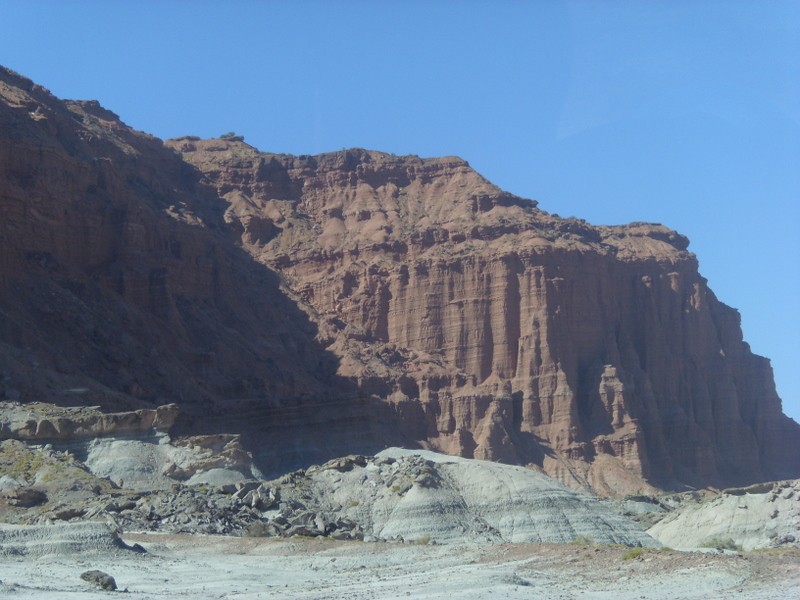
[702, 537, 743, 552]
[622, 547, 645, 560]
[571, 535, 595, 545]
[220, 131, 244, 142]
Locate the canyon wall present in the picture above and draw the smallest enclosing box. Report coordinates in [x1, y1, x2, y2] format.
[1, 65, 797, 494]
[0, 67, 399, 469]
[169, 139, 800, 493]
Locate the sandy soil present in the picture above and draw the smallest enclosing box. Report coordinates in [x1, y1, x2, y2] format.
[1, 533, 798, 599]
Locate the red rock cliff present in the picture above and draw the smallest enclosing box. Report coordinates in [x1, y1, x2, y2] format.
[167, 139, 800, 494]
[0, 68, 354, 430]
[1, 65, 796, 493]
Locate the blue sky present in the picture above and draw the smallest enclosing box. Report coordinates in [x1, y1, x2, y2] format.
[3, 1, 798, 421]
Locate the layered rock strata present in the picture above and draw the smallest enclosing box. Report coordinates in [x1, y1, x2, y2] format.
[0, 67, 403, 471]
[169, 138, 800, 493]
[0, 67, 343, 413]
[0, 65, 797, 493]
[0, 401, 177, 441]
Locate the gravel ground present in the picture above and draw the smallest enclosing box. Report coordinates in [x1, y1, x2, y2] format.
[1, 532, 798, 599]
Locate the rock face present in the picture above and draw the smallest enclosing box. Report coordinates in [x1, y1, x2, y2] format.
[0, 67, 344, 412]
[0, 522, 133, 558]
[1, 65, 798, 494]
[648, 480, 800, 551]
[80, 569, 117, 591]
[0, 401, 178, 441]
[0, 66, 403, 471]
[252, 448, 661, 546]
[168, 138, 800, 493]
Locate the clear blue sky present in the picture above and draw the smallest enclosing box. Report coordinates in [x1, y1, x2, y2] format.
[3, 1, 798, 421]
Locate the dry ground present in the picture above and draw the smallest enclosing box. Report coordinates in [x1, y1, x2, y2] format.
[1, 532, 798, 599]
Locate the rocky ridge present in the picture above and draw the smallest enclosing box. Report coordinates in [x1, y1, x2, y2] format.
[0, 521, 137, 558]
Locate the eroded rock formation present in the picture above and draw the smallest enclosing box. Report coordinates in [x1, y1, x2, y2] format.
[1, 65, 797, 494]
[0, 66, 408, 473]
[0, 401, 177, 441]
[0, 67, 347, 412]
[168, 138, 800, 493]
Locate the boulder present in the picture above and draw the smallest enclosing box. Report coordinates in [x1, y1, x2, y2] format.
[80, 570, 117, 591]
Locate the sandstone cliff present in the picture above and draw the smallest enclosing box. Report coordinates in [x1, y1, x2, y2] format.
[1, 65, 797, 494]
[0, 66, 402, 468]
[167, 138, 800, 494]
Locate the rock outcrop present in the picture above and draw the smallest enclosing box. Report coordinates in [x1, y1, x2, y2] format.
[0, 441, 659, 546]
[251, 448, 661, 546]
[0, 522, 136, 558]
[0, 66, 403, 472]
[648, 480, 800, 551]
[0, 400, 264, 500]
[1, 65, 798, 494]
[168, 138, 800, 493]
[0, 401, 177, 441]
[0, 66, 345, 412]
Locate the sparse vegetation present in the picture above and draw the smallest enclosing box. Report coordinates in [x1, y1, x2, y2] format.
[702, 537, 743, 552]
[622, 547, 644, 560]
[571, 535, 595, 545]
[390, 479, 413, 494]
[292, 477, 309, 489]
[220, 131, 244, 142]
[0, 440, 102, 496]
[752, 547, 800, 557]
[0, 441, 45, 481]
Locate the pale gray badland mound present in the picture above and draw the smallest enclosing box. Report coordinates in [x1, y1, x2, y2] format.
[0, 522, 137, 558]
[648, 480, 800, 551]
[260, 448, 659, 546]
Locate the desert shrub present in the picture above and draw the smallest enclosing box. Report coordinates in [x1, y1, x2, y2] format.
[220, 132, 244, 142]
[702, 537, 743, 552]
[571, 535, 595, 545]
[505, 573, 532, 587]
[390, 480, 412, 495]
[622, 547, 645, 560]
